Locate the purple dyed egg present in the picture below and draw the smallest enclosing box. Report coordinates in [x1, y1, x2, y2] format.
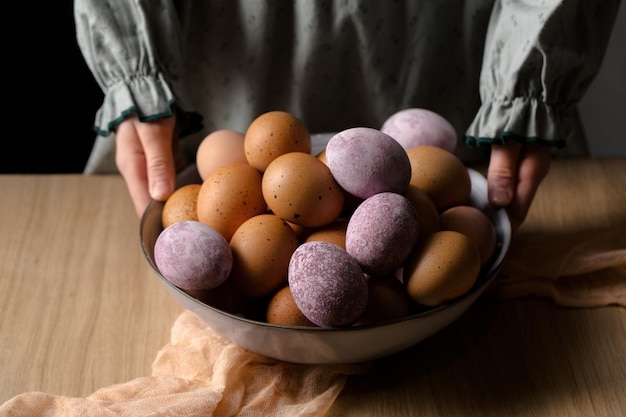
[288, 241, 368, 327]
[380, 108, 457, 153]
[154, 220, 233, 291]
[346, 192, 419, 276]
[325, 127, 411, 199]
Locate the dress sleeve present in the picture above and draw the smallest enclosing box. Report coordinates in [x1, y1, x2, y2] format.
[465, 0, 621, 149]
[74, 0, 202, 137]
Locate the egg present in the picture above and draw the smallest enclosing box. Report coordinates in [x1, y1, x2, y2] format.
[229, 214, 300, 298]
[285, 221, 313, 242]
[154, 220, 233, 291]
[196, 162, 267, 241]
[305, 218, 349, 250]
[266, 285, 317, 327]
[288, 241, 368, 327]
[440, 205, 497, 268]
[326, 127, 411, 199]
[403, 230, 481, 307]
[196, 129, 247, 180]
[184, 278, 246, 315]
[316, 149, 328, 165]
[380, 108, 458, 153]
[317, 149, 363, 215]
[161, 183, 201, 228]
[406, 145, 471, 211]
[404, 184, 440, 239]
[262, 152, 344, 228]
[357, 275, 412, 325]
[244, 111, 312, 172]
[346, 192, 419, 276]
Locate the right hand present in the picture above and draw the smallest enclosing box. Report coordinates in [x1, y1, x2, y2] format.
[487, 141, 552, 232]
[115, 114, 180, 217]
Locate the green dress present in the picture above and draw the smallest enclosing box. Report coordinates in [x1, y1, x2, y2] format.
[74, 0, 621, 173]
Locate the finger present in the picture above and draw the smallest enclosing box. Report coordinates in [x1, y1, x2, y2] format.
[115, 119, 152, 217]
[135, 116, 177, 202]
[487, 141, 522, 208]
[506, 144, 552, 230]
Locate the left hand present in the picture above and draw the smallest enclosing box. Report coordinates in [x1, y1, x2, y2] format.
[487, 141, 552, 232]
[115, 115, 182, 218]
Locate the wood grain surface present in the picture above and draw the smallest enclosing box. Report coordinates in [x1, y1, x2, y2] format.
[1, 157, 625, 416]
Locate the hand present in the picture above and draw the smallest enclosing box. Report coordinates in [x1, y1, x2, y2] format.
[487, 141, 552, 232]
[115, 115, 181, 217]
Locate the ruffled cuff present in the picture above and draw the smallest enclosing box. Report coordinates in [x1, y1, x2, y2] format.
[464, 97, 567, 148]
[93, 72, 203, 139]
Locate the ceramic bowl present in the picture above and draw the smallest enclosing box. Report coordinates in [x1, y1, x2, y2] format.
[140, 135, 511, 364]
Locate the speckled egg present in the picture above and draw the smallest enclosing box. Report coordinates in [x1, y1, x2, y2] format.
[403, 230, 480, 307]
[196, 162, 268, 241]
[229, 214, 299, 298]
[288, 241, 368, 327]
[406, 145, 471, 211]
[161, 183, 201, 228]
[440, 205, 497, 268]
[262, 152, 344, 228]
[244, 111, 312, 172]
[266, 285, 317, 327]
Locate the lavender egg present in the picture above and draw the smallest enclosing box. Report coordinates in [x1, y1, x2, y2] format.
[154, 220, 233, 291]
[346, 192, 419, 276]
[288, 241, 368, 327]
[326, 127, 411, 199]
[380, 108, 457, 153]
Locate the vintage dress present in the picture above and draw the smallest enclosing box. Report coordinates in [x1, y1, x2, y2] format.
[74, 0, 621, 173]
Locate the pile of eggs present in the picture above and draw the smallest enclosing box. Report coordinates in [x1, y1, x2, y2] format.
[154, 108, 497, 328]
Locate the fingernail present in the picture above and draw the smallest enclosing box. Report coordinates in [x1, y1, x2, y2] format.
[151, 181, 171, 201]
[490, 188, 511, 206]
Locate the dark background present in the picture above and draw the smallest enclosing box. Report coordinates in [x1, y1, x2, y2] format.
[2, 3, 102, 173]
[1, 3, 623, 174]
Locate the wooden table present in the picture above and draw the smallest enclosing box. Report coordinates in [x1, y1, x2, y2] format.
[1, 157, 625, 415]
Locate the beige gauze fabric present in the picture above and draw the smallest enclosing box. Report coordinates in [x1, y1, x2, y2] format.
[489, 226, 626, 307]
[0, 311, 369, 417]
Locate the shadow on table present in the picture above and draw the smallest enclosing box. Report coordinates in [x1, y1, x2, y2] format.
[331, 294, 623, 415]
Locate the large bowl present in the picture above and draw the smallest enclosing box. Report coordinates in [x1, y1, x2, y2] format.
[140, 135, 511, 364]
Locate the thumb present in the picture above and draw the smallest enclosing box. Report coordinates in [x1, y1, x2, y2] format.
[136, 116, 178, 202]
[487, 142, 522, 208]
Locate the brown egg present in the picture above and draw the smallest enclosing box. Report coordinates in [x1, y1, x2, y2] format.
[196, 129, 247, 180]
[316, 149, 328, 165]
[406, 145, 471, 211]
[230, 214, 299, 298]
[316, 147, 362, 216]
[357, 275, 412, 325]
[440, 205, 497, 268]
[244, 111, 312, 172]
[404, 184, 440, 239]
[286, 221, 313, 242]
[305, 218, 349, 250]
[266, 285, 317, 327]
[262, 152, 344, 228]
[161, 183, 201, 228]
[196, 163, 267, 241]
[184, 278, 246, 315]
[403, 230, 480, 307]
